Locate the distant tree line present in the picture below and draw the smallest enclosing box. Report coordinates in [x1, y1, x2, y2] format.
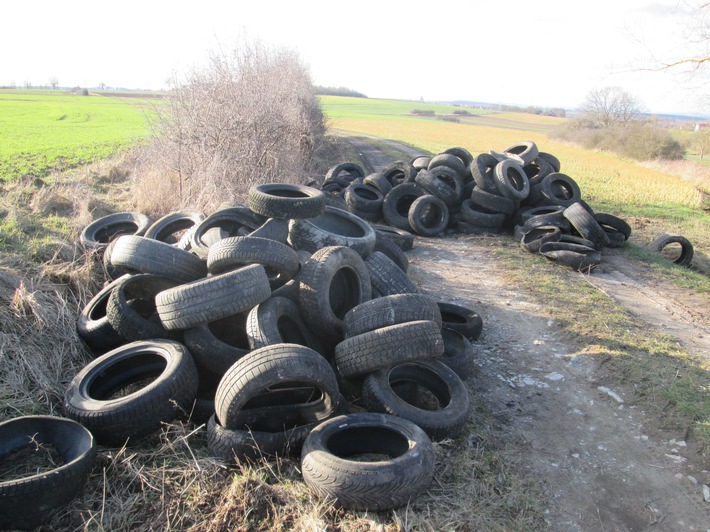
[315, 86, 367, 98]
[552, 86, 685, 161]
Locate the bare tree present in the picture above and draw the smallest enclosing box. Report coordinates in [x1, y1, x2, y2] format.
[49, 76, 59, 90]
[694, 127, 710, 159]
[577, 86, 641, 128]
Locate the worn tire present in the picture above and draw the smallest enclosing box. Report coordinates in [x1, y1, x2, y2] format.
[0, 416, 97, 531]
[407, 195, 450, 237]
[440, 327, 475, 381]
[248, 183, 326, 220]
[301, 412, 435, 511]
[650, 234, 694, 267]
[246, 296, 324, 353]
[64, 339, 199, 445]
[343, 293, 441, 338]
[502, 141, 539, 165]
[437, 302, 483, 341]
[382, 183, 427, 231]
[494, 159, 530, 200]
[144, 210, 205, 244]
[540, 173, 581, 207]
[299, 246, 372, 343]
[363, 359, 470, 441]
[77, 275, 130, 354]
[364, 251, 419, 296]
[288, 206, 376, 257]
[183, 312, 251, 376]
[80, 212, 151, 255]
[334, 320, 444, 378]
[563, 202, 610, 250]
[214, 343, 341, 429]
[156, 264, 271, 330]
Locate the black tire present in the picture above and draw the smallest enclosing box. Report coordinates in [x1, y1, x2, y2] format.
[363, 359, 470, 441]
[246, 296, 324, 353]
[407, 195, 450, 237]
[594, 213, 632, 239]
[540, 173, 581, 207]
[539, 242, 602, 271]
[248, 217, 290, 244]
[382, 183, 427, 231]
[156, 264, 271, 331]
[563, 202, 610, 250]
[80, 212, 151, 254]
[189, 207, 264, 259]
[144, 210, 205, 244]
[410, 155, 432, 171]
[522, 212, 571, 233]
[373, 232, 409, 272]
[301, 412, 435, 511]
[334, 320, 444, 378]
[106, 273, 182, 342]
[344, 183, 384, 214]
[206, 236, 299, 288]
[214, 343, 340, 429]
[523, 158, 553, 186]
[494, 159, 530, 200]
[518, 205, 565, 225]
[248, 183, 326, 220]
[503, 141, 539, 165]
[365, 251, 419, 296]
[101, 238, 131, 280]
[362, 172, 392, 195]
[520, 226, 562, 253]
[288, 206, 376, 257]
[442, 146, 474, 167]
[460, 199, 507, 228]
[343, 293, 442, 338]
[428, 153, 466, 176]
[371, 224, 415, 251]
[183, 311, 251, 376]
[471, 154, 499, 193]
[437, 302, 483, 341]
[0, 416, 97, 531]
[415, 168, 461, 206]
[107, 235, 207, 283]
[469, 186, 518, 215]
[207, 414, 318, 462]
[538, 151, 561, 172]
[650, 234, 694, 267]
[325, 162, 365, 182]
[299, 246, 371, 343]
[64, 339, 199, 445]
[605, 231, 627, 248]
[77, 274, 131, 354]
[440, 327, 475, 381]
[381, 161, 417, 186]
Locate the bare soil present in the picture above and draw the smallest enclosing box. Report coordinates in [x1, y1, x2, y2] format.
[350, 135, 710, 531]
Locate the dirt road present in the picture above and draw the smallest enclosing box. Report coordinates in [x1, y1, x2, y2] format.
[344, 134, 710, 531]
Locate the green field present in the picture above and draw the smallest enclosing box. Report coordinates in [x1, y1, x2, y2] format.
[0, 90, 152, 181]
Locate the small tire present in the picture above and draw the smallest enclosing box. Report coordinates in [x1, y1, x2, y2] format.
[437, 302, 483, 341]
[144, 210, 205, 244]
[407, 195, 450, 237]
[301, 412, 435, 511]
[650, 234, 694, 267]
[382, 183, 427, 231]
[248, 183, 326, 220]
[80, 212, 151, 255]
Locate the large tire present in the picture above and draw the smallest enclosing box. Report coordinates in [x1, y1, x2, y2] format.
[64, 339, 199, 445]
[344, 183, 384, 215]
[343, 293, 442, 338]
[288, 206, 376, 257]
[301, 412, 435, 511]
[299, 246, 372, 343]
[362, 358, 470, 441]
[248, 183, 326, 220]
[415, 168, 462, 206]
[650, 234, 694, 267]
[382, 183, 427, 231]
[334, 320, 444, 378]
[0, 416, 97, 531]
[407, 195, 450, 237]
[144, 210, 205, 244]
[437, 302, 483, 340]
[206, 236, 299, 288]
[540, 173, 581, 207]
[107, 235, 207, 283]
[80, 212, 151, 255]
[106, 273, 182, 342]
[214, 343, 341, 429]
[246, 296, 324, 353]
[156, 264, 271, 330]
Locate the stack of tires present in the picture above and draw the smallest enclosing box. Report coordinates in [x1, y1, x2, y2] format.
[65, 182, 484, 514]
[319, 141, 633, 270]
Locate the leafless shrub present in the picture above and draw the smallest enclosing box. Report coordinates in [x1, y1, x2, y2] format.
[136, 41, 325, 216]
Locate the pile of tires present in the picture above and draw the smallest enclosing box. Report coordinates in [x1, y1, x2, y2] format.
[63, 182, 485, 514]
[319, 141, 632, 270]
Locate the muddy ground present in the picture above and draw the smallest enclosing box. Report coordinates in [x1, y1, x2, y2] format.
[343, 134, 710, 531]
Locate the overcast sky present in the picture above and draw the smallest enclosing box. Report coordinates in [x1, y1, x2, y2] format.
[2, 0, 707, 115]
